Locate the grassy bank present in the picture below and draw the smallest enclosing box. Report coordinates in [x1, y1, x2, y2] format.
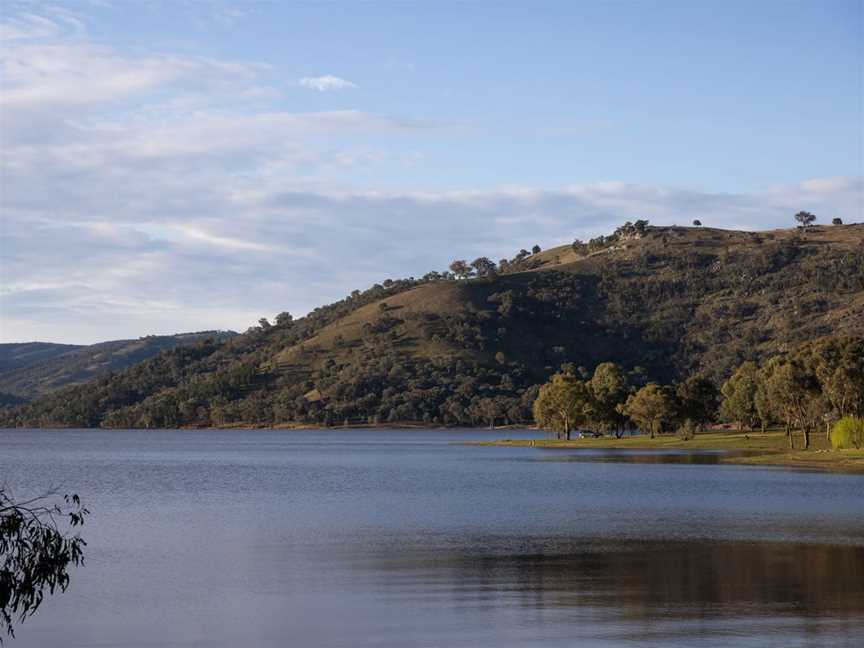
[471, 430, 864, 474]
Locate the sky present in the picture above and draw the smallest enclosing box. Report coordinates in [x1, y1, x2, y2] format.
[0, 0, 862, 344]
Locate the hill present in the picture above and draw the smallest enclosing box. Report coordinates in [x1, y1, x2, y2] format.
[2, 223, 862, 428]
[0, 342, 83, 373]
[0, 332, 237, 401]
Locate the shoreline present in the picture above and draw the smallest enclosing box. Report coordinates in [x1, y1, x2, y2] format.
[3, 425, 862, 473]
[468, 431, 864, 474]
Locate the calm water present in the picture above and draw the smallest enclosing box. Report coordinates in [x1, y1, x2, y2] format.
[1, 428, 863, 647]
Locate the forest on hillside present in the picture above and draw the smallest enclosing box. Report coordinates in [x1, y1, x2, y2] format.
[1, 222, 862, 431]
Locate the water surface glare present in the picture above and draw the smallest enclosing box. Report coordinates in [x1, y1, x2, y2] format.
[1, 428, 862, 647]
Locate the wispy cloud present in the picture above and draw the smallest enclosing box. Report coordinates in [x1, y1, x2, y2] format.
[299, 75, 357, 91]
[170, 225, 292, 253]
[0, 5, 86, 41]
[4, 169, 859, 343]
[1, 5, 859, 344]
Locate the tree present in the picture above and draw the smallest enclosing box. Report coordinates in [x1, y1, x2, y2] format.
[448, 260, 474, 281]
[275, 312, 293, 326]
[470, 257, 497, 278]
[720, 361, 760, 430]
[759, 357, 795, 445]
[258, 317, 271, 329]
[798, 336, 864, 433]
[618, 383, 675, 438]
[693, 220, 702, 227]
[477, 396, 508, 429]
[633, 219, 649, 235]
[533, 373, 593, 440]
[1, 490, 89, 639]
[761, 357, 825, 449]
[531, 245, 541, 255]
[753, 371, 774, 434]
[675, 374, 718, 432]
[794, 211, 816, 228]
[571, 239, 588, 256]
[589, 362, 629, 436]
[832, 218, 843, 225]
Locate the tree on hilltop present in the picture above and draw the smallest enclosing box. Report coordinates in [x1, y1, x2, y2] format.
[448, 260, 474, 281]
[794, 211, 816, 228]
[470, 257, 497, 278]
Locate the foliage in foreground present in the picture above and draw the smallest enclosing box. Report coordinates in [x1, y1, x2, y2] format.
[0, 490, 89, 640]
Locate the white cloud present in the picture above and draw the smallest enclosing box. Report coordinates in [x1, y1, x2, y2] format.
[0, 43, 264, 111]
[4, 172, 860, 343]
[1, 6, 859, 344]
[299, 75, 357, 92]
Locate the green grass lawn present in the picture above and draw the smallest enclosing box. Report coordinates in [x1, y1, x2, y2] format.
[472, 429, 864, 473]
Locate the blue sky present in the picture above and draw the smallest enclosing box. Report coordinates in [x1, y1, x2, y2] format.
[1, 1, 862, 343]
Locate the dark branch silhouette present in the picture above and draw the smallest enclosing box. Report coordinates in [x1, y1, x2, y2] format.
[0, 488, 89, 640]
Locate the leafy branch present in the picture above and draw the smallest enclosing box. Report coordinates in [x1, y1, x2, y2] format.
[0, 488, 89, 640]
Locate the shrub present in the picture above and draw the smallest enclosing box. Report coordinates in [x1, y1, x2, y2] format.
[830, 417, 864, 450]
[678, 418, 698, 440]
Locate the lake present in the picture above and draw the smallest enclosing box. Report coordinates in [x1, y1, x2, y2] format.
[1, 428, 863, 647]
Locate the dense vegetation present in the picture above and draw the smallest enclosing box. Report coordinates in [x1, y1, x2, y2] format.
[0, 332, 236, 401]
[1, 223, 862, 430]
[533, 336, 864, 451]
[719, 336, 864, 448]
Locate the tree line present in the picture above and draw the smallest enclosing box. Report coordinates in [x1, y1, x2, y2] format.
[533, 362, 716, 440]
[534, 336, 864, 450]
[2, 219, 860, 431]
[718, 336, 864, 449]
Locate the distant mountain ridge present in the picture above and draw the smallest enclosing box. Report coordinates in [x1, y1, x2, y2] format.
[2, 223, 862, 428]
[0, 331, 237, 401]
[0, 342, 83, 373]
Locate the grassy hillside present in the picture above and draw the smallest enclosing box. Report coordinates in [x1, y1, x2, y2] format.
[2, 223, 862, 428]
[0, 332, 237, 400]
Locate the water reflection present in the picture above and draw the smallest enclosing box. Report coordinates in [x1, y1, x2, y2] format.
[1, 429, 862, 647]
[533, 448, 738, 465]
[350, 537, 864, 621]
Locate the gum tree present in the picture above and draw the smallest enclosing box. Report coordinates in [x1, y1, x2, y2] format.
[1, 489, 89, 639]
